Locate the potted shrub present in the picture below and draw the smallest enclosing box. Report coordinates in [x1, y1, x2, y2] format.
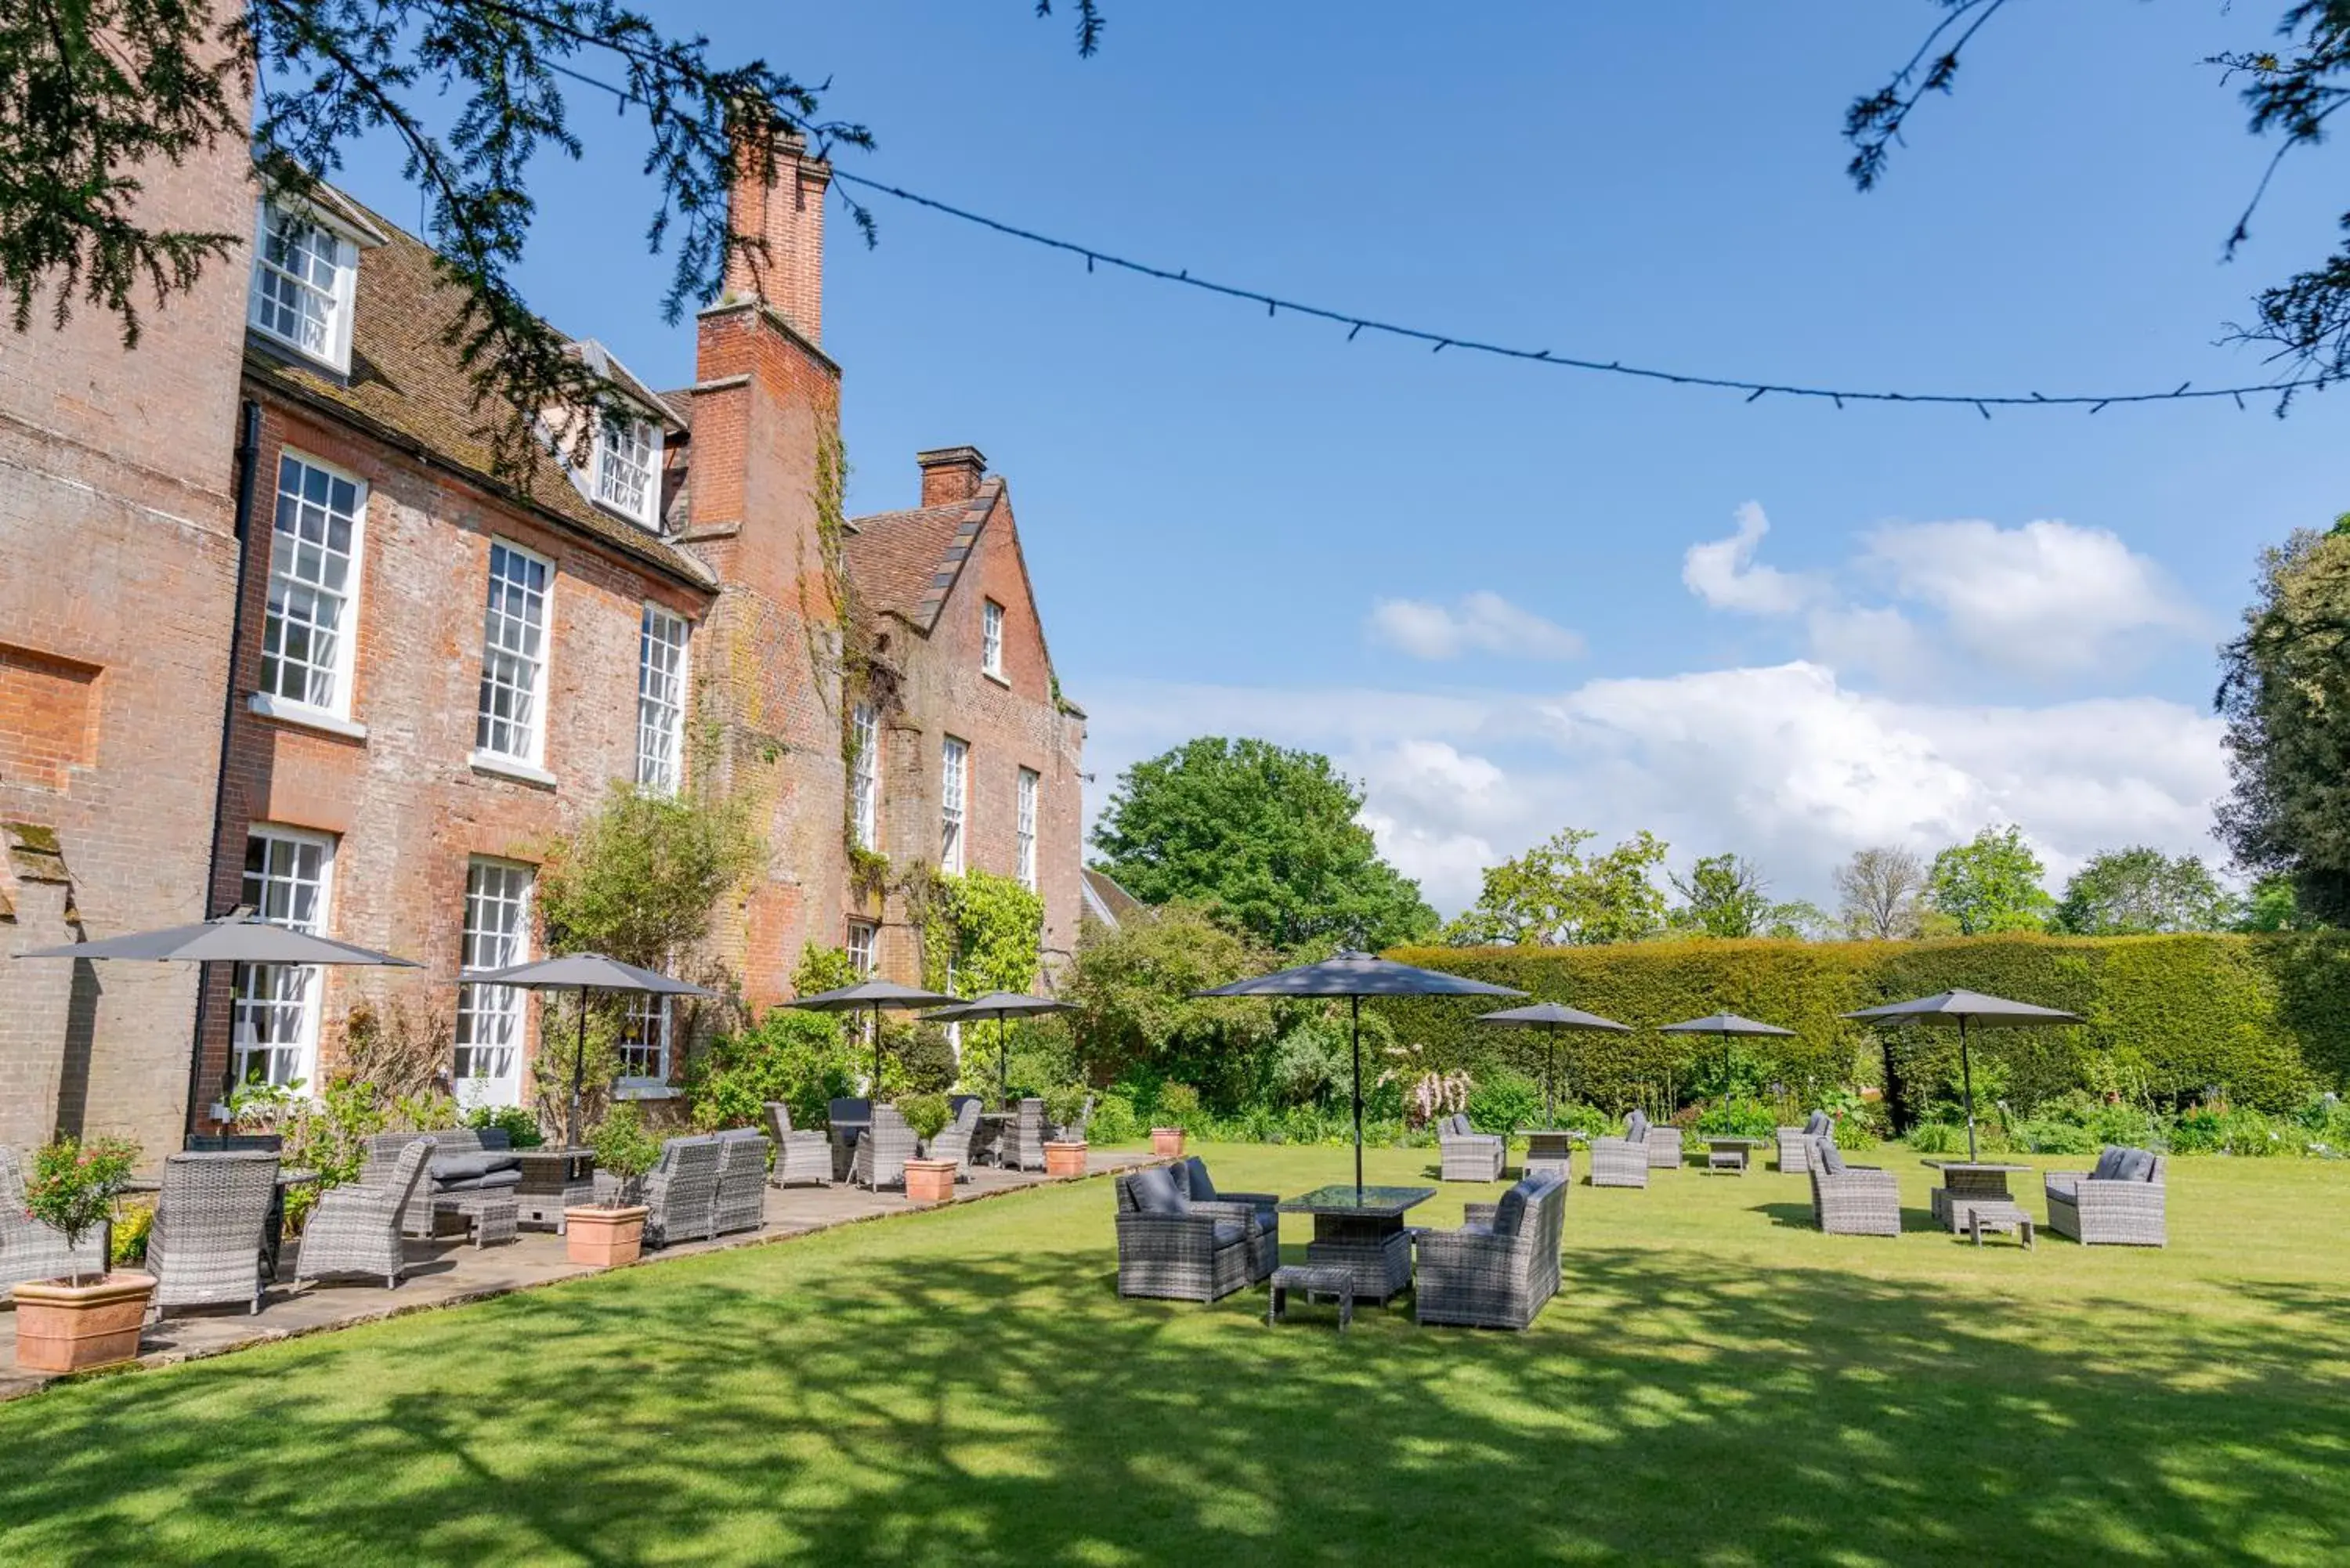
[1043, 1085, 1090, 1177]
[12, 1136, 151, 1375]
[897, 1093, 957, 1203]
[1152, 1082, 1199, 1159]
[566, 1105, 658, 1267]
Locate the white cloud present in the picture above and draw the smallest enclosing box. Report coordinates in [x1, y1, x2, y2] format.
[1682, 501, 1824, 615]
[1083, 663, 2227, 916]
[1367, 591, 1583, 661]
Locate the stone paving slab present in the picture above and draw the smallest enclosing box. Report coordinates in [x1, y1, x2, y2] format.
[0, 1150, 1155, 1402]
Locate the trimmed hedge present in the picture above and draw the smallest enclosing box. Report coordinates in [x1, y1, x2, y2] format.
[1377, 933, 2350, 1116]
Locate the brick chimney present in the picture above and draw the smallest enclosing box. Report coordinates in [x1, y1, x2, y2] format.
[916, 446, 987, 506]
[723, 121, 831, 342]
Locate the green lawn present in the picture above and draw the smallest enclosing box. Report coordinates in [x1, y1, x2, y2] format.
[4, 1144, 2348, 1566]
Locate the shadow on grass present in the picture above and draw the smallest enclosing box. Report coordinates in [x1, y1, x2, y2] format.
[3, 1209, 2348, 1566]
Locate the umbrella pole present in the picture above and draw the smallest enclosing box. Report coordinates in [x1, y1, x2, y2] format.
[873, 1003, 884, 1095]
[1960, 1014, 1978, 1162]
[1545, 1029, 1556, 1125]
[568, 988, 587, 1148]
[1350, 995, 1364, 1200]
[999, 1013, 1009, 1106]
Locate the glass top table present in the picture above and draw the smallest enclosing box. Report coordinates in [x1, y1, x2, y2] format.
[1277, 1184, 1437, 1217]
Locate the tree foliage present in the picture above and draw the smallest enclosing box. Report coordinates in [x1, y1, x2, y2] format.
[2054, 846, 2234, 934]
[1090, 737, 1435, 951]
[2218, 521, 2350, 923]
[1442, 827, 1668, 946]
[1835, 845, 1929, 939]
[535, 783, 761, 969]
[1062, 901, 1279, 1094]
[1668, 853, 1773, 938]
[1928, 826, 2053, 935]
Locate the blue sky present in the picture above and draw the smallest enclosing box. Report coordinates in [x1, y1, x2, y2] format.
[328, 2, 2350, 912]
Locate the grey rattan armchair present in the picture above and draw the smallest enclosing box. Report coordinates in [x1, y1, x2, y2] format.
[763, 1101, 833, 1187]
[147, 1151, 280, 1316]
[1777, 1111, 1831, 1172]
[1415, 1171, 1569, 1329]
[599, 1136, 725, 1248]
[711, 1129, 770, 1235]
[925, 1099, 982, 1180]
[1589, 1111, 1652, 1188]
[1805, 1134, 1900, 1237]
[849, 1106, 919, 1191]
[1114, 1165, 1272, 1303]
[0, 1144, 109, 1292]
[296, 1139, 436, 1289]
[1053, 1094, 1097, 1143]
[1176, 1156, 1279, 1279]
[2044, 1146, 2167, 1246]
[1437, 1112, 1508, 1181]
[1635, 1110, 1683, 1170]
[996, 1098, 1047, 1172]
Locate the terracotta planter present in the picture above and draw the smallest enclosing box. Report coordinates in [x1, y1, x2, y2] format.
[1043, 1140, 1089, 1178]
[12, 1271, 156, 1375]
[1150, 1128, 1187, 1158]
[563, 1204, 648, 1267]
[903, 1158, 958, 1204]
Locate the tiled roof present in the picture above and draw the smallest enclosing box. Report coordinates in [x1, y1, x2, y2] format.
[244, 190, 716, 590]
[843, 479, 1003, 634]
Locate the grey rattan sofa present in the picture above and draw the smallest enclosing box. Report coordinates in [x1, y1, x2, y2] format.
[1805, 1134, 1900, 1237]
[1437, 1112, 1507, 1181]
[1415, 1170, 1569, 1329]
[2044, 1146, 2167, 1246]
[1114, 1164, 1274, 1303]
[1777, 1111, 1831, 1172]
[849, 1106, 919, 1191]
[764, 1101, 833, 1187]
[296, 1138, 436, 1289]
[0, 1144, 107, 1293]
[362, 1129, 523, 1237]
[147, 1150, 280, 1316]
[711, 1129, 771, 1234]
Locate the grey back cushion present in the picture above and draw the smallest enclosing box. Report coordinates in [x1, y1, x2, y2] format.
[1491, 1183, 1531, 1237]
[1183, 1156, 1217, 1201]
[2112, 1147, 2157, 1183]
[1817, 1138, 1847, 1175]
[2092, 1146, 2130, 1180]
[1626, 1108, 1650, 1140]
[1805, 1111, 1831, 1137]
[1126, 1165, 1190, 1215]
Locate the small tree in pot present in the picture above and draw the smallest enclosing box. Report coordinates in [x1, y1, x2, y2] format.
[566, 1105, 660, 1266]
[1043, 1085, 1092, 1177]
[1152, 1082, 1199, 1159]
[13, 1136, 151, 1374]
[897, 1093, 957, 1202]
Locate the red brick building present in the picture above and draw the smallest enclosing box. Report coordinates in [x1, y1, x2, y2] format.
[2, 131, 1086, 1144]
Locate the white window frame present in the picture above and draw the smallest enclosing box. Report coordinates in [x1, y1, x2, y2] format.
[982, 600, 1006, 680]
[474, 539, 553, 768]
[593, 414, 663, 529]
[248, 198, 360, 374]
[636, 605, 689, 796]
[847, 920, 878, 977]
[456, 858, 535, 1107]
[850, 701, 880, 850]
[231, 826, 337, 1094]
[257, 450, 367, 721]
[1017, 768, 1039, 891]
[940, 736, 968, 874]
[616, 994, 672, 1086]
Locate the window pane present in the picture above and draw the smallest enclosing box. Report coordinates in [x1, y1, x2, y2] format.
[595, 416, 659, 524]
[636, 606, 688, 794]
[941, 739, 967, 873]
[249, 204, 345, 361]
[476, 543, 548, 760]
[850, 702, 879, 849]
[455, 860, 532, 1101]
[232, 827, 332, 1090]
[259, 455, 363, 713]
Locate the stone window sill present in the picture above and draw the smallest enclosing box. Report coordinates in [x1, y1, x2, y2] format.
[613, 1082, 680, 1101]
[982, 670, 1010, 689]
[469, 750, 558, 789]
[248, 692, 369, 742]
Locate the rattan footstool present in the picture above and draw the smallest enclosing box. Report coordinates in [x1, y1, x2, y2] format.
[1966, 1201, 2034, 1250]
[437, 1193, 520, 1248]
[1267, 1263, 1355, 1332]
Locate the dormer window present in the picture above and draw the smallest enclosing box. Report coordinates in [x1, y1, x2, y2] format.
[248, 200, 359, 373]
[593, 414, 662, 529]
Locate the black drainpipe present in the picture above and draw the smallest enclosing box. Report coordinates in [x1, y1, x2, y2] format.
[183, 397, 262, 1138]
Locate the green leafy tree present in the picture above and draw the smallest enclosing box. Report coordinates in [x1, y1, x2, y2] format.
[1928, 826, 2054, 935]
[1063, 901, 1280, 1100]
[2218, 521, 2350, 923]
[2236, 873, 2320, 931]
[1090, 738, 1435, 951]
[1668, 853, 1773, 938]
[1443, 828, 1669, 946]
[2052, 847, 2235, 934]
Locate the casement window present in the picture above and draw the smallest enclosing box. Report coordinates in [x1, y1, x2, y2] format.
[616, 994, 671, 1084]
[258, 453, 365, 717]
[455, 858, 533, 1106]
[1017, 768, 1039, 891]
[940, 736, 968, 873]
[636, 605, 689, 795]
[982, 600, 1005, 679]
[230, 826, 336, 1090]
[248, 201, 359, 372]
[847, 920, 878, 977]
[475, 540, 551, 764]
[593, 414, 662, 529]
[849, 701, 880, 850]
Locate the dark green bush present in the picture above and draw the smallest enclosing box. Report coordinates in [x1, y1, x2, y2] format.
[1466, 1071, 1542, 1136]
[1694, 1097, 1778, 1140]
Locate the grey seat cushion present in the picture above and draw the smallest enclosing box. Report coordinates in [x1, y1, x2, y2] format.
[1817, 1139, 1847, 1175]
[435, 1169, 523, 1194]
[2044, 1172, 2082, 1200]
[1127, 1165, 1190, 1215]
[1211, 1219, 1246, 1248]
[431, 1151, 520, 1183]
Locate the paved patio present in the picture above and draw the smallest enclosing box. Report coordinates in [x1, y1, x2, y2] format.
[1, 1148, 1156, 1402]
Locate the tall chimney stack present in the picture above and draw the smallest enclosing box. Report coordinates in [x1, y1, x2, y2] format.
[917, 446, 987, 507]
[724, 121, 831, 342]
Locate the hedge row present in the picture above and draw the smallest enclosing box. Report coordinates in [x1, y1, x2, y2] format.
[1375, 933, 2350, 1116]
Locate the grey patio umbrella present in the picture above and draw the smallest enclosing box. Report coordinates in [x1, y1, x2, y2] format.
[1197, 951, 1524, 1198]
[468, 952, 717, 1148]
[1658, 1012, 1795, 1097]
[1840, 990, 2082, 1162]
[16, 908, 421, 967]
[786, 977, 959, 1097]
[920, 990, 1076, 1104]
[1474, 1002, 1630, 1125]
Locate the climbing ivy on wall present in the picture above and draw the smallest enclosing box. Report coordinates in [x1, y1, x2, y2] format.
[907, 866, 1044, 997]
